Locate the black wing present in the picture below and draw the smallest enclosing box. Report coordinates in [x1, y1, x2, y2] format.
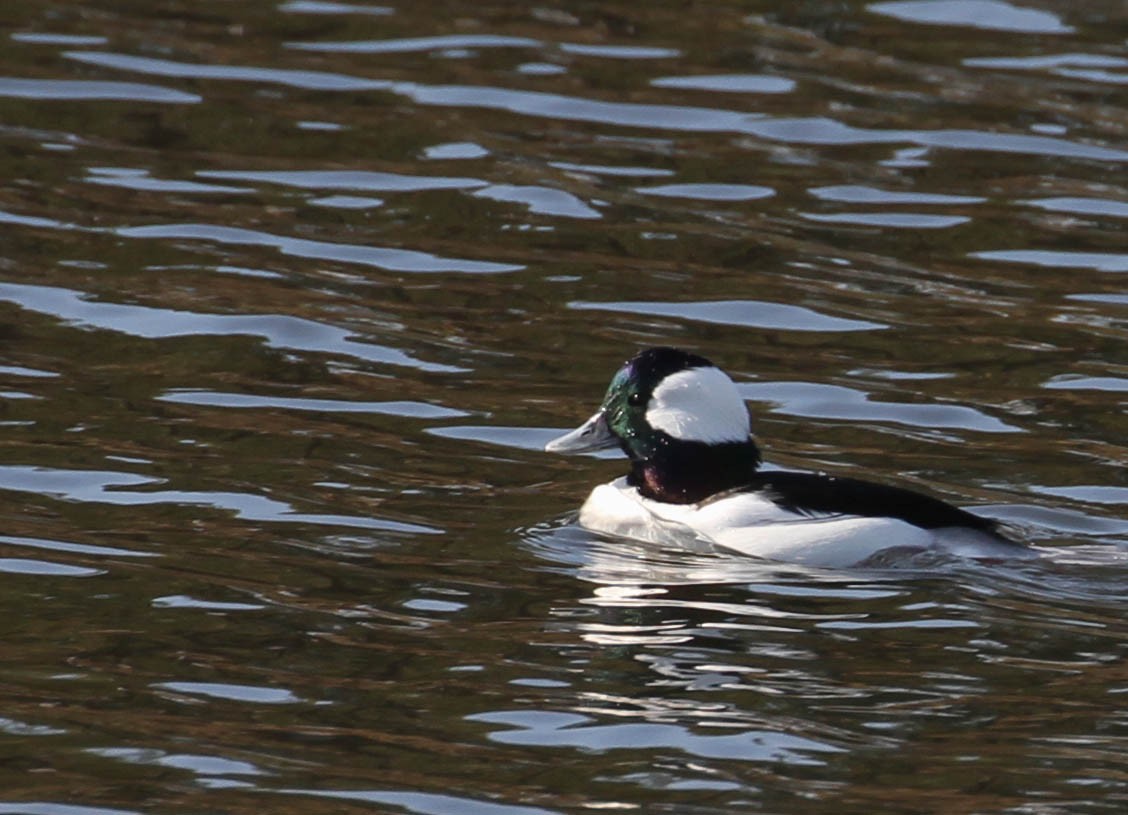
[738, 470, 1015, 541]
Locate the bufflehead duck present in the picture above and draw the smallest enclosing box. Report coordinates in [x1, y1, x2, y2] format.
[546, 347, 1028, 567]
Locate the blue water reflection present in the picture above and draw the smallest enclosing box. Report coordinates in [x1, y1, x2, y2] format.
[569, 300, 885, 332]
[86, 168, 251, 195]
[279, 1, 393, 15]
[637, 183, 775, 201]
[0, 465, 439, 534]
[159, 390, 467, 418]
[809, 185, 984, 205]
[62, 50, 1128, 163]
[197, 168, 487, 192]
[652, 73, 796, 94]
[10, 33, 109, 46]
[0, 282, 463, 371]
[0, 534, 155, 559]
[1023, 197, 1128, 218]
[469, 709, 844, 765]
[0, 805, 142, 815]
[153, 682, 305, 704]
[118, 224, 519, 274]
[275, 789, 561, 815]
[287, 34, 541, 54]
[868, 0, 1073, 34]
[801, 212, 969, 228]
[422, 141, 490, 160]
[0, 559, 102, 578]
[0, 77, 199, 103]
[87, 747, 265, 777]
[973, 250, 1128, 272]
[739, 381, 1020, 433]
[472, 184, 600, 218]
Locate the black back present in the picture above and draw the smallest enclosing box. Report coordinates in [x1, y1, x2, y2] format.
[733, 470, 1012, 540]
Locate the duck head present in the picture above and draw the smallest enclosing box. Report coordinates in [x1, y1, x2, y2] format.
[546, 347, 762, 503]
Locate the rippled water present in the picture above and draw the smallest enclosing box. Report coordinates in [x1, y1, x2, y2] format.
[1, 1, 1126, 812]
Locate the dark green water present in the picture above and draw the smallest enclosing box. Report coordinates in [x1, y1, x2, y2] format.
[0, 1, 1126, 812]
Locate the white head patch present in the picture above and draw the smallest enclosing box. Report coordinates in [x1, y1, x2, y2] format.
[645, 366, 750, 444]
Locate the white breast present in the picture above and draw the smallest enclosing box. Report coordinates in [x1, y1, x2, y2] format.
[576, 478, 1019, 568]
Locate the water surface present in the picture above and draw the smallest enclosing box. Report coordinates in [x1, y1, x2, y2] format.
[0, 1, 1126, 813]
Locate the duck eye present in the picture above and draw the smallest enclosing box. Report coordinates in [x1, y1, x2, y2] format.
[627, 391, 646, 407]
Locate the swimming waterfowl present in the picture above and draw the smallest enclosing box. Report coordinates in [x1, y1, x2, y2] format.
[545, 347, 1027, 567]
